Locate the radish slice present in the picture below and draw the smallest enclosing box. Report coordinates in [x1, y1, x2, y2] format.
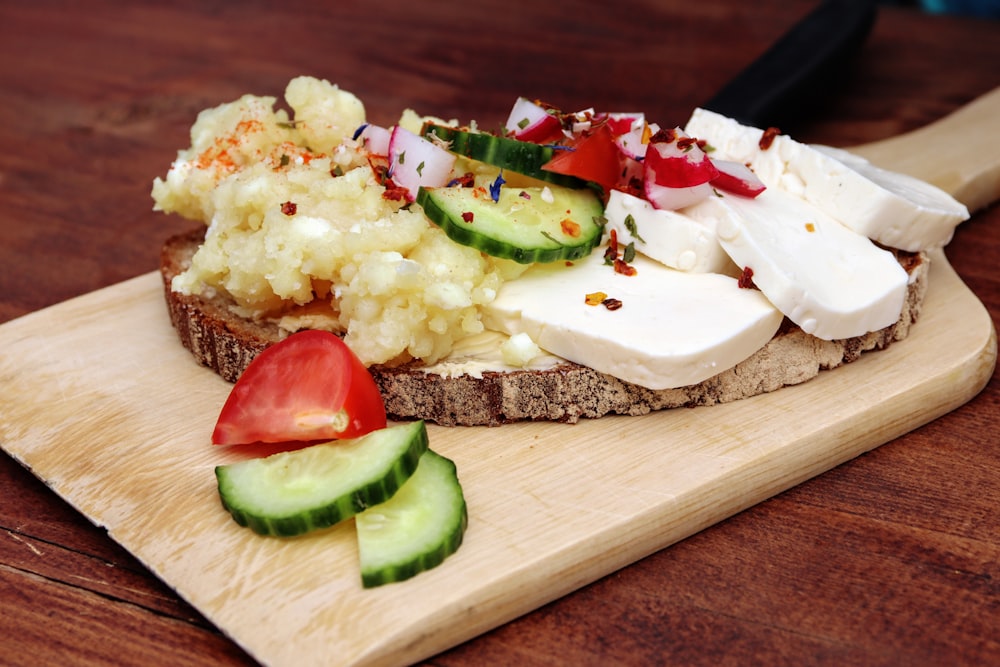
[644, 179, 714, 211]
[710, 159, 766, 197]
[387, 126, 457, 202]
[643, 128, 718, 188]
[505, 97, 562, 143]
[357, 123, 391, 156]
[608, 113, 649, 160]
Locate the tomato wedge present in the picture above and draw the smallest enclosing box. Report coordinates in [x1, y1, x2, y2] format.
[541, 123, 622, 193]
[212, 330, 387, 445]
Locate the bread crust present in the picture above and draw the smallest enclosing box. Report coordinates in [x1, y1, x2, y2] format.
[161, 228, 929, 426]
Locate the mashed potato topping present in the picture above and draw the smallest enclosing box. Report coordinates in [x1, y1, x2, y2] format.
[152, 77, 525, 366]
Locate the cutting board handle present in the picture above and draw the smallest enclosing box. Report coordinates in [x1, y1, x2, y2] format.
[849, 86, 1000, 213]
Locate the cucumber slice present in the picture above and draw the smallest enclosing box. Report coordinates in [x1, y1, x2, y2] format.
[416, 184, 605, 263]
[423, 124, 586, 189]
[356, 449, 467, 587]
[215, 421, 428, 537]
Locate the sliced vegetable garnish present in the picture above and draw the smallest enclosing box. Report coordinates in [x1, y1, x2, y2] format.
[215, 421, 429, 537]
[422, 124, 587, 189]
[504, 97, 564, 144]
[710, 159, 767, 197]
[643, 127, 719, 189]
[416, 183, 605, 263]
[388, 126, 456, 201]
[212, 330, 387, 446]
[541, 123, 624, 193]
[356, 449, 468, 587]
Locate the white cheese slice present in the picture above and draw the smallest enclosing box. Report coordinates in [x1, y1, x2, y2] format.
[686, 189, 909, 341]
[604, 190, 735, 273]
[684, 108, 969, 251]
[481, 250, 783, 390]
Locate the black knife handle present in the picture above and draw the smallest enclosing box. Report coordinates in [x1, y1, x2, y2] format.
[703, 0, 877, 128]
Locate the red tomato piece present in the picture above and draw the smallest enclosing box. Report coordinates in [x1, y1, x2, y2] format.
[212, 330, 387, 445]
[541, 123, 622, 193]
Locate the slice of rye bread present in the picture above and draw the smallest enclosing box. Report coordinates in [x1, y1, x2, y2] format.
[161, 228, 929, 427]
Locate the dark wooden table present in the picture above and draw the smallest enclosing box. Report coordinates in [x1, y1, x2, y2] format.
[2, 2, 998, 665]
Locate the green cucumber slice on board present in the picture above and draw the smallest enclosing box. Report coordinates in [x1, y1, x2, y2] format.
[416, 184, 605, 263]
[215, 421, 428, 537]
[356, 449, 468, 587]
[423, 123, 587, 189]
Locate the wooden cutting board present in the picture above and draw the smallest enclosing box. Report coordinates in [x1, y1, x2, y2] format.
[1, 89, 997, 667]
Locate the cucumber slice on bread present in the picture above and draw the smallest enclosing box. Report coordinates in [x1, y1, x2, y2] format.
[356, 449, 467, 587]
[422, 123, 586, 189]
[416, 184, 605, 263]
[216, 421, 428, 537]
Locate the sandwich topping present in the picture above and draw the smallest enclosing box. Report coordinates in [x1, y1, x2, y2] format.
[153, 76, 969, 392]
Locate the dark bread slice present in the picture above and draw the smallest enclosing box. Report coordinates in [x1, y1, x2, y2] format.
[161, 228, 929, 426]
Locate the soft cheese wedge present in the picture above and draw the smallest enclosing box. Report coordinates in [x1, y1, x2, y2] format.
[684, 108, 969, 251]
[687, 190, 909, 341]
[604, 189, 735, 274]
[481, 249, 783, 390]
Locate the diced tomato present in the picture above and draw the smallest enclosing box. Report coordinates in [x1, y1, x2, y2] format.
[212, 330, 387, 445]
[541, 123, 622, 193]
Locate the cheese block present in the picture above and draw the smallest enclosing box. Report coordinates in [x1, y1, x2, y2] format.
[481, 250, 783, 390]
[684, 108, 969, 251]
[604, 189, 735, 274]
[686, 190, 909, 340]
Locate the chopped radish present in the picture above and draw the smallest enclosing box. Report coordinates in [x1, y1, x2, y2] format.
[505, 97, 563, 143]
[608, 113, 649, 160]
[605, 112, 642, 136]
[357, 123, 391, 156]
[644, 178, 714, 210]
[568, 107, 600, 135]
[643, 127, 719, 189]
[710, 159, 767, 197]
[387, 126, 457, 202]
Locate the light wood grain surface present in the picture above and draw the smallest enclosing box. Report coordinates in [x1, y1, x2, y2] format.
[2, 1, 999, 666]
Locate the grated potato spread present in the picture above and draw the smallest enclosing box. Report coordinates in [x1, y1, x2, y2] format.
[152, 76, 526, 366]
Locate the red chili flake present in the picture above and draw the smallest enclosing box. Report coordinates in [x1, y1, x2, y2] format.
[281, 201, 297, 216]
[676, 136, 698, 151]
[462, 211, 474, 223]
[759, 127, 781, 150]
[560, 219, 581, 238]
[649, 127, 677, 144]
[613, 258, 637, 276]
[738, 266, 757, 289]
[603, 228, 620, 264]
[445, 172, 475, 188]
[805, 222, 816, 232]
[602, 297, 623, 310]
[382, 180, 408, 201]
[519, 190, 532, 200]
